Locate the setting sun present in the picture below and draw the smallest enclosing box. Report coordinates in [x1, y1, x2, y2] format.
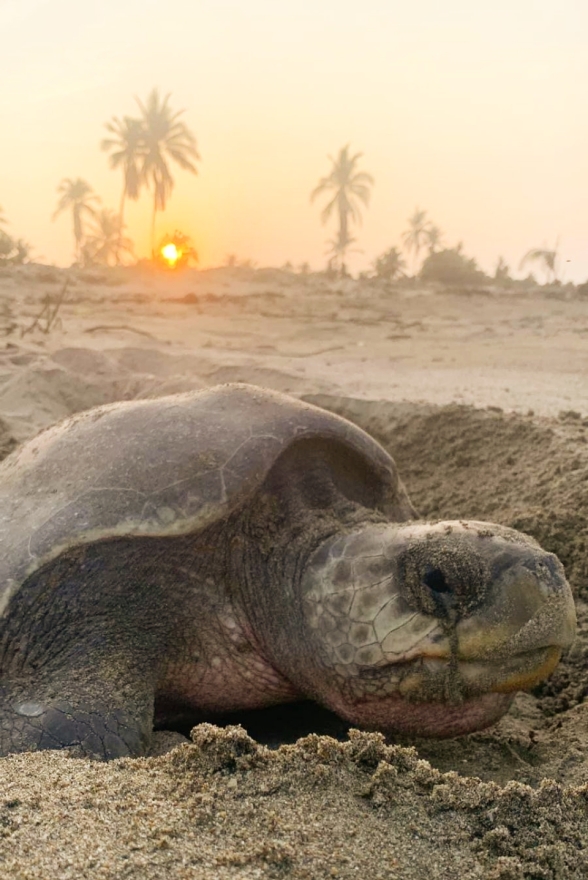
[161, 242, 182, 268]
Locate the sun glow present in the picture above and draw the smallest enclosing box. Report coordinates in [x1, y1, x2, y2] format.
[161, 242, 182, 268]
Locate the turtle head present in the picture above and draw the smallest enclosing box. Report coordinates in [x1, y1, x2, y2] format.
[300, 520, 576, 737]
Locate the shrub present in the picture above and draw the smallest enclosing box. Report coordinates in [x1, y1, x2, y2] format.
[0, 231, 31, 266]
[420, 246, 487, 286]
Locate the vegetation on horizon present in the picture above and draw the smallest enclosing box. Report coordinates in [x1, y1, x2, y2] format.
[401, 209, 446, 275]
[1, 95, 581, 286]
[372, 246, 406, 281]
[0, 232, 31, 266]
[83, 210, 135, 267]
[420, 244, 487, 286]
[520, 244, 560, 284]
[0, 204, 32, 266]
[154, 230, 198, 269]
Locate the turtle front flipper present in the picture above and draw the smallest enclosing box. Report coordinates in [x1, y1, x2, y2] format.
[0, 539, 174, 760]
[0, 658, 156, 760]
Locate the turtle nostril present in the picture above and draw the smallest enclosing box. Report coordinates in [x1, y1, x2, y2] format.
[423, 566, 451, 595]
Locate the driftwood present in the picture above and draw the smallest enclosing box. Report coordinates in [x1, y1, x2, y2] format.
[83, 324, 157, 340]
[21, 278, 69, 336]
[287, 345, 346, 357]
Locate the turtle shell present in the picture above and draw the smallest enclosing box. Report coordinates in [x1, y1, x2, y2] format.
[0, 384, 415, 617]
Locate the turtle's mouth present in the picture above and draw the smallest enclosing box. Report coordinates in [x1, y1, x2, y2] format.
[357, 645, 561, 693]
[337, 645, 563, 738]
[464, 645, 562, 694]
[394, 644, 561, 696]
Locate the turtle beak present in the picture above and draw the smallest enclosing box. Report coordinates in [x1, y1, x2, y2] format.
[455, 547, 576, 692]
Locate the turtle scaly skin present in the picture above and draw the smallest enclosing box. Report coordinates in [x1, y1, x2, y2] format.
[0, 385, 576, 758]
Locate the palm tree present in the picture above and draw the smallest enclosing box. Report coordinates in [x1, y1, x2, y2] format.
[519, 244, 559, 284]
[425, 224, 443, 255]
[311, 145, 374, 275]
[52, 178, 100, 264]
[402, 208, 430, 275]
[101, 116, 145, 261]
[373, 246, 406, 281]
[82, 209, 134, 267]
[136, 89, 200, 255]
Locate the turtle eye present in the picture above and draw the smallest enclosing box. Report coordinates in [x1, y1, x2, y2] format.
[423, 566, 451, 595]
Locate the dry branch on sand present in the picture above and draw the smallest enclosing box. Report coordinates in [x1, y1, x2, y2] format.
[21, 278, 69, 336]
[0, 300, 16, 336]
[83, 324, 157, 339]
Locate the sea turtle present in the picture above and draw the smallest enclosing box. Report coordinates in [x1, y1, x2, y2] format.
[0, 384, 576, 760]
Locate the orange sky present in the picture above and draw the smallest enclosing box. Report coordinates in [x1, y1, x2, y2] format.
[1, 0, 587, 280]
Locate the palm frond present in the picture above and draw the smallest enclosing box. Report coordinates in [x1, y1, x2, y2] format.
[320, 195, 338, 225]
[310, 178, 332, 202]
[135, 88, 200, 216]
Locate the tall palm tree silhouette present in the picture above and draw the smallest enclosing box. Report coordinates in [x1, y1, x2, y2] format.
[311, 145, 373, 274]
[83, 209, 135, 267]
[101, 116, 145, 261]
[53, 178, 100, 264]
[402, 208, 430, 275]
[136, 89, 200, 255]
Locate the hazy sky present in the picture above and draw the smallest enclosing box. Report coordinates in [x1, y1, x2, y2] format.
[1, 0, 587, 279]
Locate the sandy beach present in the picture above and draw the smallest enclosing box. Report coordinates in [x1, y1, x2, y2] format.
[0, 264, 587, 879]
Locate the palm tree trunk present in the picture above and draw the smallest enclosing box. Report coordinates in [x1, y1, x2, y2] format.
[339, 204, 348, 278]
[117, 188, 126, 266]
[151, 192, 157, 258]
[74, 220, 81, 266]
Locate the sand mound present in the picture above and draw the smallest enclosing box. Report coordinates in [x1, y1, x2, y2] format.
[50, 347, 121, 377]
[0, 346, 321, 444]
[1, 725, 587, 879]
[106, 347, 211, 378]
[206, 363, 308, 394]
[0, 361, 119, 440]
[0, 347, 210, 441]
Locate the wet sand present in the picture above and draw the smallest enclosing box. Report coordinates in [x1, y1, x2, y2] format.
[0, 265, 587, 878]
